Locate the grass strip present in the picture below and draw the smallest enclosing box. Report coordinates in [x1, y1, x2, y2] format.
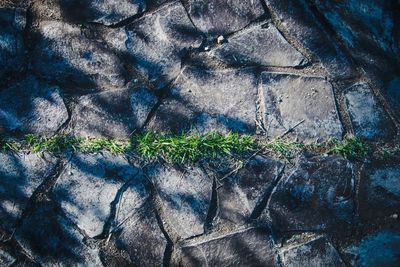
[0, 132, 396, 163]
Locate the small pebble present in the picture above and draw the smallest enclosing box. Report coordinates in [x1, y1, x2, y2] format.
[204, 46, 210, 51]
[217, 35, 225, 45]
[391, 213, 398, 219]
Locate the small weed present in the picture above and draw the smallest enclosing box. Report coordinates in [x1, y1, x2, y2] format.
[330, 136, 371, 160]
[25, 134, 79, 153]
[79, 138, 129, 154]
[0, 136, 20, 151]
[263, 139, 302, 158]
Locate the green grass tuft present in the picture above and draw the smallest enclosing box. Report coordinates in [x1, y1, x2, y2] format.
[136, 132, 254, 163]
[78, 138, 130, 154]
[329, 136, 371, 160]
[25, 134, 80, 153]
[0, 136, 20, 151]
[263, 139, 302, 159]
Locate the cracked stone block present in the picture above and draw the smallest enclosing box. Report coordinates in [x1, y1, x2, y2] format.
[53, 152, 149, 238]
[0, 76, 68, 136]
[0, 152, 58, 230]
[215, 155, 284, 226]
[104, 1, 202, 89]
[345, 83, 395, 139]
[32, 20, 127, 92]
[15, 203, 102, 266]
[0, 7, 25, 78]
[343, 230, 400, 267]
[261, 72, 343, 141]
[268, 155, 355, 232]
[146, 164, 213, 239]
[148, 67, 258, 134]
[185, 0, 265, 36]
[313, 0, 400, 78]
[211, 22, 307, 67]
[180, 227, 277, 266]
[0, 249, 16, 266]
[72, 87, 157, 138]
[264, 0, 356, 79]
[116, 203, 168, 267]
[359, 165, 400, 219]
[280, 236, 346, 267]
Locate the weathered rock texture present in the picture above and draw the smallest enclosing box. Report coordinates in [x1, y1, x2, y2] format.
[0, 7, 25, 79]
[260, 72, 343, 141]
[0, 76, 68, 136]
[268, 155, 355, 232]
[1, 0, 399, 265]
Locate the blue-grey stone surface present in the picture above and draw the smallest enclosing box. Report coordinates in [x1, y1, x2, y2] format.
[359, 165, 400, 219]
[261, 72, 343, 141]
[268, 155, 355, 232]
[53, 152, 149, 238]
[148, 67, 258, 134]
[0, 152, 58, 230]
[344, 83, 395, 139]
[0, 76, 68, 136]
[0, 7, 25, 79]
[71, 87, 157, 138]
[146, 164, 213, 239]
[344, 231, 400, 267]
[180, 227, 277, 266]
[280, 236, 346, 267]
[32, 20, 127, 92]
[185, 0, 265, 36]
[15, 203, 103, 266]
[104, 1, 202, 89]
[211, 22, 307, 67]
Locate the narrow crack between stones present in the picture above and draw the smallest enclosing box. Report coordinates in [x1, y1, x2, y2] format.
[250, 163, 286, 220]
[100, 174, 140, 240]
[143, 169, 175, 267]
[19, 156, 69, 226]
[330, 238, 353, 267]
[305, 0, 359, 70]
[261, 2, 317, 64]
[179, 0, 206, 39]
[204, 177, 218, 232]
[153, 203, 174, 267]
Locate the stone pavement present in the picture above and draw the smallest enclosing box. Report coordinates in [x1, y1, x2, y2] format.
[0, 0, 399, 266]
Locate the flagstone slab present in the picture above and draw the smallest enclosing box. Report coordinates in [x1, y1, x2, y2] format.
[211, 23, 307, 67]
[184, 0, 265, 36]
[104, 1, 202, 89]
[146, 164, 213, 239]
[148, 67, 258, 134]
[0, 152, 58, 230]
[32, 20, 127, 92]
[268, 155, 355, 232]
[52, 152, 149, 238]
[280, 236, 346, 267]
[344, 83, 395, 139]
[261, 72, 343, 141]
[180, 227, 277, 266]
[0, 76, 68, 136]
[72, 87, 157, 138]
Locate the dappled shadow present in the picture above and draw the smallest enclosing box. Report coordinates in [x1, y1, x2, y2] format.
[1, 0, 400, 265]
[16, 202, 91, 264]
